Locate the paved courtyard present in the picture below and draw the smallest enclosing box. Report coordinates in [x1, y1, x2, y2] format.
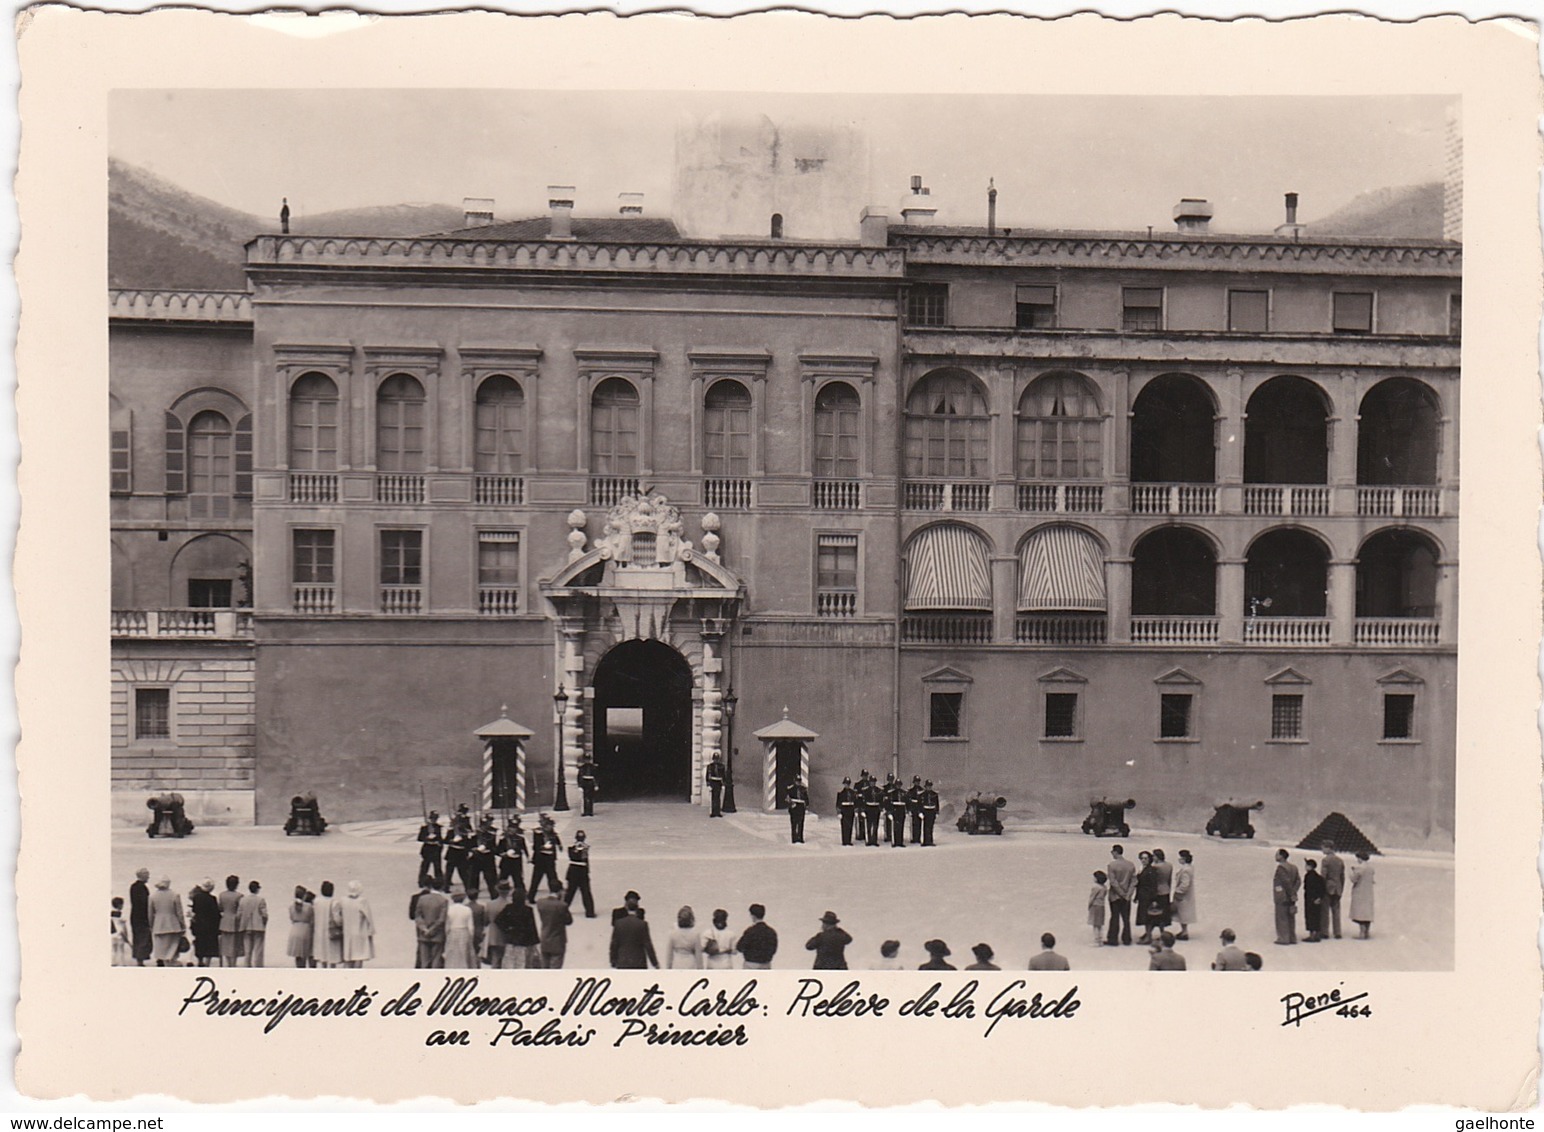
[112, 804, 1453, 972]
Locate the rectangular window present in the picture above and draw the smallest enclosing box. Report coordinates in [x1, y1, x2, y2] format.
[187, 579, 232, 608]
[292, 529, 335, 584]
[1271, 694, 1304, 741]
[1227, 289, 1269, 332]
[1332, 291, 1374, 334]
[380, 529, 423, 586]
[1383, 693, 1416, 740]
[134, 688, 170, 740]
[1159, 693, 1193, 739]
[816, 533, 859, 617]
[1449, 294, 1462, 338]
[928, 691, 964, 739]
[1044, 692, 1079, 739]
[111, 423, 132, 494]
[1015, 285, 1057, 329]
[478, 532, 521, 587]
[907, 284, 948, 327]
[1122, 287, 1164, 331]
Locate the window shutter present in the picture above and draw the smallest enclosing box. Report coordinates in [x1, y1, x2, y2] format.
[235, 414, 253, 498]
[164, 411, 185, 495]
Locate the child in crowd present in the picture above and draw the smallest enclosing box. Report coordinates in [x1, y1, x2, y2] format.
[1089, 870, 1108, 945]
[875, 940, 904, 969]
[110, 896, 131, 966]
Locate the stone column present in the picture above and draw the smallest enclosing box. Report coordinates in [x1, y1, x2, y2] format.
[698, 629, 723, 808]
[1437, 556, 1459, 646]
[1218, 558, 1246, 645]
[1106, 556, 1133, 643]
[1217, 367, 1245, 514]
[1329, 370, 1361, 515]
[1328, 559, 1357, 646]
[991, 554, 1017, 642]
[560, 627, 585, 791]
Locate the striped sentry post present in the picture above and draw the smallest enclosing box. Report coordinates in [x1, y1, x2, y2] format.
[763, 744, 777, 811]
[481, 741, 495, 813]
[513, 738, 527, 814]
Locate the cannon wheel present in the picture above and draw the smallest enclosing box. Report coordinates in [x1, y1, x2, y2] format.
[1119, 823, 1130, 836]
[1245, 826, 1255, 839]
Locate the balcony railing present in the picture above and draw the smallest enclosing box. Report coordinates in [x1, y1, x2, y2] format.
[590, 477, 641, 507]
[1016, 483, 1105, 514]
[813, 479, 862, 510]
[1244, 617, 1331, 646]
[380, 586, 423, 615]
[111, 609, 254, 639]
[1242, 485, 1330, 517]
[292, 585, 335, 614]
[474, 475, 525, 506]
[289, 472, 339, 503]
[903, 481, 991, 512]
[478, 586, 521, 616]
[1015, 613, 1108, 644]
[1130, 616, 1219, 644]
[376, 474, 425, 504]
[816, 590, 858, 618]
[1355, 617, 1441, 647]
[1131, 483, 1218, 515]
[1357, 486, 1441, 518]
[704, 478, 752, 510]
[901, 613, 993, 644]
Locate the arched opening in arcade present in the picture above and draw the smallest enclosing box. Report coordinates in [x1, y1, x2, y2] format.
[1245, 528, 1329, 617]
[1244, 375, 1329, 484]
[1356, 529, 1439, 619]
[1129, 373, 1216, 483]
[1358, 378, 1441, 485]
[591, 639, 695, 802]
[1131, 527, 1216, 615]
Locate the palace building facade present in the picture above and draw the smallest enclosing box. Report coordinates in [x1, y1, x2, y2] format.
[110, 187, 1460, 847]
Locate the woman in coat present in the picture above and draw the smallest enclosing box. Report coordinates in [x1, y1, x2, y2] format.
[1349, 852, 1376, 939]
[190, 879, 221, 966]
[1134, 851, 1159, 943]
[443, 891, 478, 969]
[338, 880, 375, 967]
[1171, 850, 1197, 940]
[1302, 859, 1326, 942]
[286, 886, 314, 968]
[148, 876, 186, 967]
[311, 880, 342, 968]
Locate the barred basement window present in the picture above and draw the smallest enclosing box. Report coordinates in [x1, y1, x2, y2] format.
[1015, 285, 1057, 330]
[1271, 694, 1304, 741]
[908, 284, 948, 327]
[1383, 693, 1416, 740]
[135, 688, 170, 740]
[928, 692, 964, 739]
[1044, 692, 1079, 739]
[1122, 287, 1164, 331]
[1159, 693, 1193, 739]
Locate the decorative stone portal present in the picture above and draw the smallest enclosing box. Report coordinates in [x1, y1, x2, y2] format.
[542, 492, 745, 806]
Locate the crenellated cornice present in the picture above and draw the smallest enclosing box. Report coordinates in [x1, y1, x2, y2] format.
[109, 289, 252, 323]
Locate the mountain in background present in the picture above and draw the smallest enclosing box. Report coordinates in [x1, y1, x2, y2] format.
[1310, 182, 1445, 240]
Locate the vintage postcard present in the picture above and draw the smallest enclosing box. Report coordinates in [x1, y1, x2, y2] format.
[10, 8, 1541, 1109]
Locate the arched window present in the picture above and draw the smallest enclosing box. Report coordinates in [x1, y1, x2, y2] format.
[1357, 530, 1439, 619]
[187, 411, 234, 520]
[1017, 372, 1102, 480]
[1018, 525, 1106, 611]
[289, 373, 339, 471]
[904, 370, 990, 479]
[703, 380, 752, 477]
[474, 375, 525, 474]
[814, 382, 861, 479]
[376, 373, 426, 472]
[1244, 375, 1329, 484]
[1245, 529, 1329, 617]
[591, 377, 640, 475]
[904, 524, 992, 610]
[1131, 527, 1216, 616]
[1358, 378, 1440, 485]
[1130, 373, 1216, 483]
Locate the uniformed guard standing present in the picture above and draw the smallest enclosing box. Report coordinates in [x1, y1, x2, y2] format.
[921, 780, 940, 846]
[854, 771, 870, 843]
[416, 811, 445, 889]
[578, 756, 599, 818]
[907, 776, 925, 845]
[786, 777, 810, 844]
[835, 778, 857, 846]
[444, 815, 472, 893]
[563, 830, 596, 917]
[526, 815, 562, 901]
[887, 778, 910, 847]
[498, 817, 527, 893]
[705, 753, 726, 818]
[471, 825, 500, 899]
[860, 775, 883, 847]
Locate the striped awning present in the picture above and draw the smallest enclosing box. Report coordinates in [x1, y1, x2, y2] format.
[1018, 526, 1107, 611]
[905, 525, 992, 611]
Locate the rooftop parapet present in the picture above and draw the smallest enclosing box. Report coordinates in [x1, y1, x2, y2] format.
[109, 289, 253, 323]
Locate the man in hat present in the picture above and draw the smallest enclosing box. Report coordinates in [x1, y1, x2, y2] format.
[609, 892, 659, 969]
[470, 823, 500, 900]
[919, 939, 955, 970]
[805, 911, 852, 969]
[965, 943, 999, 971]
[538, 886, 574, 968]
[860, 774, 883, 847]
[705, 752, 726, 817]
[854, 772, 870, 844]
[498, 816, 527, 894]
[1028, 932, 1070, 971]
[444, 819, 473, 896]
[564, 830, 596, 917]
[578, 755, 599, 817]
[887, 777, 909, 847]
[1272, 848, 1301, 945]
[1212, 928, 1250, 971]
[835, 777, 857, 846]
[785, 775, 810, 844]
[417, 810, 445, 889]
[527, 815, 562, 902]
[612, 889, 646, 923]
[413, 880, 449, 969]
[920, 780, 940, 846]
[736, 903, 778, 970]
[907, 777, 925, 845]
[1319, 842, 1345, 940]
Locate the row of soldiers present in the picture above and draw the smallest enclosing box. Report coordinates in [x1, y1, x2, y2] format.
[835, 773, 940, 848]
[415, 805, 595, 913]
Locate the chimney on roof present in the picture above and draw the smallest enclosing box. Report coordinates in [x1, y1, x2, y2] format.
[618, 192, 644, 217]
[548, 185, 576, 240]
[859, 206, 889, 248]
[1274, 191, 1306, 239]
[462, 197, 495, 228]
[987, 179, 998, 237]
[901, 174, 936, 226]
[1173, 197, 1213, 234]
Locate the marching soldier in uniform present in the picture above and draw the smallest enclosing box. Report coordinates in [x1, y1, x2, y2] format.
[470, 822, 499, 899]
[443, 817, 473, 894]
[705, 752, 726, 817]
[835, 778, 857, 846]
[921, 780, 940, 846]
[854, 771, 870, 843]
[887, 777, 910, 847]
[785, 776, 810, 844]
[498, 817, 527, 894]
[416, 810, 445, 889]
[563, 830, 596, 918]
[578, 755, 599, 818]
[907, 776, 925, 845]
[527, 815, 562, 901]
[860, 774, 883, 847]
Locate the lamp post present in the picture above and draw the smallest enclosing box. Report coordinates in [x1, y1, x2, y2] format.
[721, 686, 738, 813]
[553, 684, 571, 812]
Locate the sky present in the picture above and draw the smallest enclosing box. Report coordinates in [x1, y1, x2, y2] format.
[109, 90, 1453, 236]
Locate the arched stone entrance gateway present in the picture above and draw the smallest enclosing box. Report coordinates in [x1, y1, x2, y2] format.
[542, 492, 745, 807]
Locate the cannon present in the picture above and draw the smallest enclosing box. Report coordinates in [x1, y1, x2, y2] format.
[1081, 797, 1135, 837]
[1206, 800, 1264, 839]
[284, 792, 328, 836]
[145, 793, 194, 839]
[956, 792, 1006, 836]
